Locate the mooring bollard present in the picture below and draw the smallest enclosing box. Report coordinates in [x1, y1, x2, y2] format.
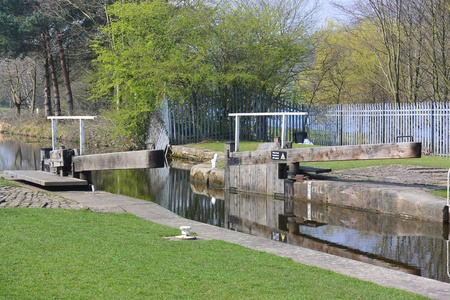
[176, 226, 196, 240]
[211, 153, 218, 168]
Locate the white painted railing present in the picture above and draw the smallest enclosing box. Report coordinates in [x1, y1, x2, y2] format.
[228, 112, 308, 151]
[47, 116, 97, 155]
[309, 102, 450, 156]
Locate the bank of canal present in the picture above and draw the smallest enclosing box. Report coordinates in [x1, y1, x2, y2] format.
[2, 137, 450, 288]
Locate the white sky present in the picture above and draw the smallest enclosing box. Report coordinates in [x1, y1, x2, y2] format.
[319, 0, 354, 24]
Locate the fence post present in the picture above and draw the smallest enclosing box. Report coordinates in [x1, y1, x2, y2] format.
[339, 104, 343, 146]
[382, 102, 386, 144]
[432, 101, 435, 153]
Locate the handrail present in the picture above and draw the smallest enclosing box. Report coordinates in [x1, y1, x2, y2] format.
[47, 116, 97, 155]
[228, 112, 308, 151]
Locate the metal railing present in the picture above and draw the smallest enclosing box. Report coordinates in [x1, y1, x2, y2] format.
[47, 116, 97, 155]
[228, 112, 308, 151]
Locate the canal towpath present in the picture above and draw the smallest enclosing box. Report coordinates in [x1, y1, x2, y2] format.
[1, 173, 449, 300]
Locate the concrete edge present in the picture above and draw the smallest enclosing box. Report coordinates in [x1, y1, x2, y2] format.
[294, 180, 447, 223]
[188, 163, 447, 223]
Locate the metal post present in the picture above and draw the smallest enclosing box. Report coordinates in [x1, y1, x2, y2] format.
[281, 114, 286, 148]
[432, 101, 435, 153]
[235, 116, 240, 152]
[228, 112, 308, 152]
[80, 119, 85, 155]
[51, 118, 57, 150]
[48, 116, 96, 154]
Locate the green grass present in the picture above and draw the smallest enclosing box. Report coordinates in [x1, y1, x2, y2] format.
[430, 189, 448, 198]
[0, 177, 18, 187]
[305, 155, 450, 171]
[0, 208, 427, 299]
[189, 141, 320, 152]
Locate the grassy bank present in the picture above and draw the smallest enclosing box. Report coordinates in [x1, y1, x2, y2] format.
[0, 110, 131, 152]
[0, 208, 426, 299]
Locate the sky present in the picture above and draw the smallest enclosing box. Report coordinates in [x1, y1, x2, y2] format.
[319, 0, 354, 24]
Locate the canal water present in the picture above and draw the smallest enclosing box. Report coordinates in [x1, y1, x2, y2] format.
[1, 135, 450, 283]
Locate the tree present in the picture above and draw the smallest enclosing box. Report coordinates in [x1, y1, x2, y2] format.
[300, 20, 391, 105]
[92, 0, 313, 147]
[351, 0, 403, 105]
[334, 0, 450, 103]
[302, 22, 355, 105]
[0, 0, 111, 116]
[412, 0, 450, 102]
[0, 58, 38, 114]
[0, 0, 42, 57]
[35, 0, 111, 115]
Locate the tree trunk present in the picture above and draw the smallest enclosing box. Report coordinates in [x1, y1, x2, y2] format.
[44, 28, 61, 116]
[56, 29, 73, 116]
[8, 64, 22, 115]
[14, 102, 21, 115]
[30, 58, 37, 114]
[43, 53, 52, 117]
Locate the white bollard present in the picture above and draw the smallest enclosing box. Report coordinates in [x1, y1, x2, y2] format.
[176, 226, 196, 240]
[211, 153, 218, 168]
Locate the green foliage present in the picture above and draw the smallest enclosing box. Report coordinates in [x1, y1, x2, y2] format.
[92, 0, 311, 148]
[0, 0, 43, 57]
[0, 208, 426, 299]
[300, 20, 391, 105]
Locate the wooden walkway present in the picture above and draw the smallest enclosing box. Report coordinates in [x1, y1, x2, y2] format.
[4, 170, 88, 187]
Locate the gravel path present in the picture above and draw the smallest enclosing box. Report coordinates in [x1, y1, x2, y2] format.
[330, 164, 449, 188]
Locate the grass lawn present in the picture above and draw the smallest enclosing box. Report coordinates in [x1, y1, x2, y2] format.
[0, 208, 427, 299]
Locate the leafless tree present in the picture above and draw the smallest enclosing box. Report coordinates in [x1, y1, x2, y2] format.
[0, 58, 38, 115]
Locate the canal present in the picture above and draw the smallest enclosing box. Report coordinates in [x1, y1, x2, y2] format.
[1, 135, 449, 283]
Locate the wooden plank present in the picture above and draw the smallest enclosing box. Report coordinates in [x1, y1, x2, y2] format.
[73, 149, 165, 172]
[4, 170, 87, 187]
[298, 166, 332, 174]
[230, 142, 421, 165]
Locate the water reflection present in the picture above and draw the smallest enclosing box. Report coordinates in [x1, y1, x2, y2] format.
[0, 136, 43, 171]
[92, 168, 225, 227]
[225, 191, 450, 283]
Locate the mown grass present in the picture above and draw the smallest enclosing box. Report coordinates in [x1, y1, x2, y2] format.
[0, 208, 427, 299]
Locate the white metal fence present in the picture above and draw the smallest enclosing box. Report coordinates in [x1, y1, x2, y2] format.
[307, 102, 450, 156]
